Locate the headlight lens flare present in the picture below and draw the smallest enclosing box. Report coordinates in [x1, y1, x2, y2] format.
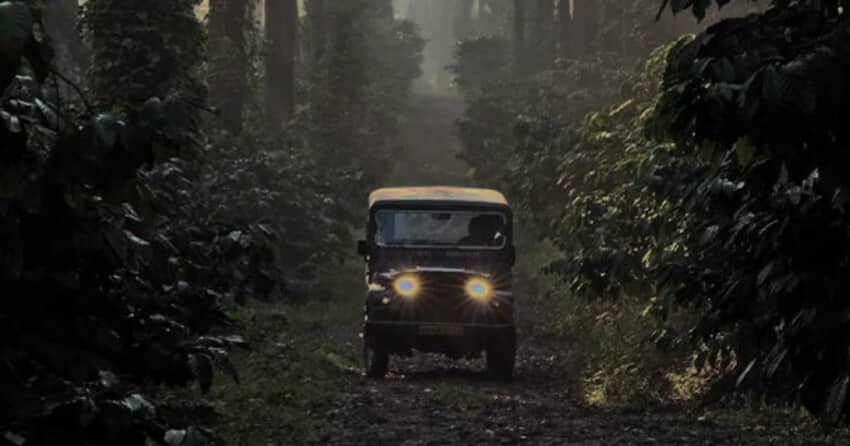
[393, 274, 421, 298]
[466, 277, 494, 301]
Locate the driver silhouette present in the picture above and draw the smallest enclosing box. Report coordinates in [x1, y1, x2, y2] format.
[459, 215, 501, 246]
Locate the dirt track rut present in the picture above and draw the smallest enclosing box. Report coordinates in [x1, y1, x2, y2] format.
[315, 286, 846, 445]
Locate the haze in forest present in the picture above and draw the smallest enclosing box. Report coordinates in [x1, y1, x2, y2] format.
[7, 1, 850, 444]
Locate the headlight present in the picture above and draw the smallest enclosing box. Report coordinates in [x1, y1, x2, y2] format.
[393, 273, 421, 298]
[465, 277, 494, 302]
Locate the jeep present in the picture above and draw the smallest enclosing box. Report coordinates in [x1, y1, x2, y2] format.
[357, 186, 517, 380]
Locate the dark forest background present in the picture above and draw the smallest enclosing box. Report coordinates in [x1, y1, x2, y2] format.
[3, 0, 850, 444]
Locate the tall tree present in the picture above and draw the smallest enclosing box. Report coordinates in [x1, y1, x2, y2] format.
[208, 0, 250, 135]
[306, 0, 327, 67]
[557, 0, 571, 59]
[454, 0, 475, 41]
[533, 0, 556, 67]
[304, 0, 422, 221]
[84, 0, 205, 113]
[512, 0, 525, 75]
[570, 0, 597, 58]
[474, 0, 512, 36]
[265, 0, 298, 131]
[44, 0, 89, 73]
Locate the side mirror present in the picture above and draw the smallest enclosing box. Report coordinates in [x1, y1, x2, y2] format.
[357, 240, 369, 257]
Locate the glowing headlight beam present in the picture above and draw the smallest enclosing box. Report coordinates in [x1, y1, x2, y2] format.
[393, 274, 421, 299]
[465, 277, 494, 302]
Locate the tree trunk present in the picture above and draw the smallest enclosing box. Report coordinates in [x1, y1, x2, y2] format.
[454, 0, 475, 41]
[534, 0, 555, 68]
[265, 0, 298, 132]
[475, 0, 510, 35]
[570, 0, 597, 58]
[306, 0, 327, 68]
[44, 0, 89, 73]
[557, 0, 571, 59]
[513, 0, 525, 75]
[208, 0, 249, 135]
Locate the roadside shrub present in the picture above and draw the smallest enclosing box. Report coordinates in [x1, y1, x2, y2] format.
[0, 3, 245, 443]
[650, 0, 850, 420]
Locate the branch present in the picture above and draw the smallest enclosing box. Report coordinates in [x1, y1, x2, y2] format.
[48, 67, 93, 116]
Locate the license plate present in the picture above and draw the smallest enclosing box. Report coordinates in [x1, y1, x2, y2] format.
[418, 325, 464, 337]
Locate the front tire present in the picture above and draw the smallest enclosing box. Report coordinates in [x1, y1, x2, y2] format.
[486, 329, 516, 382]
[363, 340, 389, 378]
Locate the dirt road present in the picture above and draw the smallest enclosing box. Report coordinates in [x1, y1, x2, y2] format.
[315, 280, 846, 446]
[391, 94, 469, 186]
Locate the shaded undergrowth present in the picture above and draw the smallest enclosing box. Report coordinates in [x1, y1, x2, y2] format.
[210, 258, 363, 445]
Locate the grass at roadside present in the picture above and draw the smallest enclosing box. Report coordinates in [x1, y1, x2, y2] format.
[210, 257, 364, 445]
[518, 238, 850, 442]
[517, 239, 701, 408]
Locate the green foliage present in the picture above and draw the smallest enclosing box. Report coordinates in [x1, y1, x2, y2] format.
[0, 3, 248, 444]
[650, 0, 850, 420]
[452, 11, 686, 378]
[170, 131, 351, 297]
[0, 0, 51, 88]
[539, 285, 680, 407]
[451, 35, 511, 94]
[523, 43, 683, 301]
[455, 0, 850, 419]
[82, 0, 206, 115]
[302, 1, 424, 224]
[0, 2, 32, 81]
[210, 258, 364, 445]
[455, 44, 633, 196]
[503, 44, 699, 406]
[206, 0, 252, 135]
[658, 0, 764, 21]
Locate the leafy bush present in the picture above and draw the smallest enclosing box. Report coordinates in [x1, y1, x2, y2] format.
[650, 0, 850, 420]
[455, 49, 632, 190]
[1, 0, 423, 443]
[159, 130, 353, 299]
[509, 43, 704, 407]
[302, 2, 424, 224]
[449, 3, 695, 408]
[1, 3, 244, 444]
[454, 0, 850, 418]
[451, 35, 511, 93]
[82, 0, 206, 114]
[522, 42, 685, 303]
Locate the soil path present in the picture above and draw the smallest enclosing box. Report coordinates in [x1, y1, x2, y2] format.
[390, 93, 469, 186]
[312, 95, 846, 445]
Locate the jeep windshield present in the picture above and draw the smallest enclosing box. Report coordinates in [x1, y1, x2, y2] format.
[375, 209, 507, 249]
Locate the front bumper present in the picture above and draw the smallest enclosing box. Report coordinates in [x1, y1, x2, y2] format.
[364, 320, 515, 356]
[362, 270, 515, 356]
[364, 288, 515, 356]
